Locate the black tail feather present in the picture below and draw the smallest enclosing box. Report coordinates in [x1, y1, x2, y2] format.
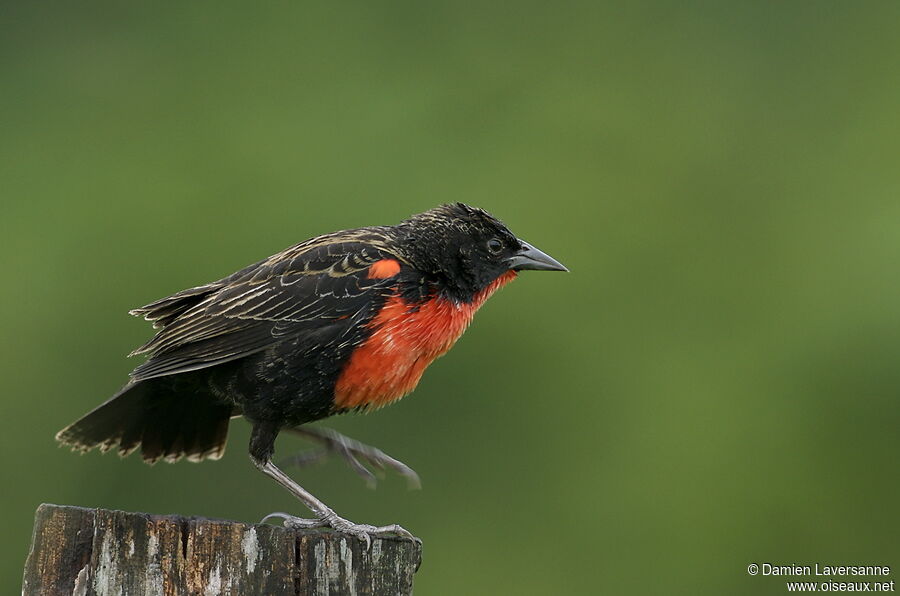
[56, 380, 233, 464]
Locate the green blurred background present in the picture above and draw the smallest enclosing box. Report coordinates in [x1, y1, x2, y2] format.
[3, 1, 899, 593]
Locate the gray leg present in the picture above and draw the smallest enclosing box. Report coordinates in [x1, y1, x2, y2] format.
[283, 426, 421, 490]
[249, 422, 418, 546]
[252, 457, 418, 546]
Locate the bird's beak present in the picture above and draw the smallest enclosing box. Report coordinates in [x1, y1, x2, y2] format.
[507, 240, 569, 272]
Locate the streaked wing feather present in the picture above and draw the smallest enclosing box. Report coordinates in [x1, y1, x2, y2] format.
[129, 259, 266, 328]
[130, 323, 279, 380]
[128, 232, 404, 382]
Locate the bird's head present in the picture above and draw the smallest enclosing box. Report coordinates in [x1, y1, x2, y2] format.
[397, 203, 567, 302]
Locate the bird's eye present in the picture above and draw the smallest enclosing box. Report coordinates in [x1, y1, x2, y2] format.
[487, 238, 503, 254]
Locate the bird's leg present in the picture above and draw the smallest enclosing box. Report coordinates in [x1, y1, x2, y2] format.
[281, 425, 421, 490]
[250, 422, 418, 546]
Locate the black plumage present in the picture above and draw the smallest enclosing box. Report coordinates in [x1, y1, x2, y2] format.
[57, 203, 567, 541]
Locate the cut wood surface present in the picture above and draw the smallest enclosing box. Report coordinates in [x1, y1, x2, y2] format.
[22, 503, 421, 595]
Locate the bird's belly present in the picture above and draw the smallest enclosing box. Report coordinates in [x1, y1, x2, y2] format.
[333, 273, 515, 410]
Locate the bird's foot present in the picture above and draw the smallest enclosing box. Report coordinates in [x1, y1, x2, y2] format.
[282, 427, 421, 490]
[261, 511, 420, 548]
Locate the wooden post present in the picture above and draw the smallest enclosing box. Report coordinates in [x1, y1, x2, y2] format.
[22, 504, 422, 595]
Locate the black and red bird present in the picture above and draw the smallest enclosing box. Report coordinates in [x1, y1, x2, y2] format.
[57, 203, 567, 541]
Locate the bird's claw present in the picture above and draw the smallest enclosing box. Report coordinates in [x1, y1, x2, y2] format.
[261, 512, 420, 548]
[329, 518, 421, 548]
[284, 427, 422, 490]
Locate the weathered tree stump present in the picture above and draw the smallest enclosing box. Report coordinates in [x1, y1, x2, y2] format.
[22, 504, 421, 595]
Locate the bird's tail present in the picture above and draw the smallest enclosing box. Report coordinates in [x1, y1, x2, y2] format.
[56, 380, 233, 464]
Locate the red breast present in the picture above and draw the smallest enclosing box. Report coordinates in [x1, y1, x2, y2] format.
[334, 270, 517, 409]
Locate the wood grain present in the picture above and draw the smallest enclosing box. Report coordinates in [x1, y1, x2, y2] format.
[22, 504, 421, 595]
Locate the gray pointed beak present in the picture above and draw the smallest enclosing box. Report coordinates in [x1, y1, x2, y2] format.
[507, 240, 568, 272]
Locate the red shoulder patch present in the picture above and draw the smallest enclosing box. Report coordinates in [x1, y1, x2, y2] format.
[367, 259, 401, 279]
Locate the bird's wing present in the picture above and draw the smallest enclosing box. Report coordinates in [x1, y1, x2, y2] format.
[128, 229, 407, 382]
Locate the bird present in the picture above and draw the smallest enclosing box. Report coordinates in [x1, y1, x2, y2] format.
[56, 203, 567, 542]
